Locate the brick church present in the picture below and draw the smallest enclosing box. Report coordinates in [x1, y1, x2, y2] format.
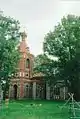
[9, 31, 68, 100]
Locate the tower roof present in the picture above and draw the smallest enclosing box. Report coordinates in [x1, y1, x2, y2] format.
[20, 31, 27, 41]
[19, 31, 30, 53]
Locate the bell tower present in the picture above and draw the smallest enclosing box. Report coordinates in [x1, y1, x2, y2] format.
[18, 31, 33, 98]
[9, 31, 34, 99]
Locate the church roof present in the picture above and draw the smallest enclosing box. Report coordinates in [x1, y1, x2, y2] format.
[33, 72, 44, 77]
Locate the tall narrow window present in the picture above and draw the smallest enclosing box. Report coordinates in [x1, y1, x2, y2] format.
[26, 59, 30, 68]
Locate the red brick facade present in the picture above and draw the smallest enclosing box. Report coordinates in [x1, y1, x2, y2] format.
[9, 32, 35, 99]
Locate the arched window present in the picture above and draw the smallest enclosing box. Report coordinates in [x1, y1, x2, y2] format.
[24, 84, 30, 98]
[26, 59, 30, 68]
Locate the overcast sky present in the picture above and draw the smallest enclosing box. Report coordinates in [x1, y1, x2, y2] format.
[0, 0, 80, 56]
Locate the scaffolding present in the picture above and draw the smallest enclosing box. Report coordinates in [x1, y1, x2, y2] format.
[61, 93, 80, 119]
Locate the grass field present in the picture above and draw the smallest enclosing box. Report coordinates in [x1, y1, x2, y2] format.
[0, 100, 69, 119]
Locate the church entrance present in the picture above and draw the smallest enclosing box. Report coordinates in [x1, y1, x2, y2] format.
[14, 85, 17, 99]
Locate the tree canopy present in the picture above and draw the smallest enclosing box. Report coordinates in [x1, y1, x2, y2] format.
[0, 12, 20, 93]
[34, 54, 58, 85]
[34, 15, 80, 100]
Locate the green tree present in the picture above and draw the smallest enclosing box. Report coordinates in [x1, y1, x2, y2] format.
[34, 54, 58, 85]
[43, 15, 80, 100]
[0, 11, 20, 97]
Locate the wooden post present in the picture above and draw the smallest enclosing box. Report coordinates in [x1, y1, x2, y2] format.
[71, 94, 76, 117]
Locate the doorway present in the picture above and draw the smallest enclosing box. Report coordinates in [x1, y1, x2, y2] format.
[14, 84, 17, 99]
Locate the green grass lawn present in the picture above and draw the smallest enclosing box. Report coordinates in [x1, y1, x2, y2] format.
[0, 100, 69, 119]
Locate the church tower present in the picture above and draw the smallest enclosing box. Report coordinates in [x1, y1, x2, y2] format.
[19, 31, 31, 78]
[9, 31, 34, 99]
